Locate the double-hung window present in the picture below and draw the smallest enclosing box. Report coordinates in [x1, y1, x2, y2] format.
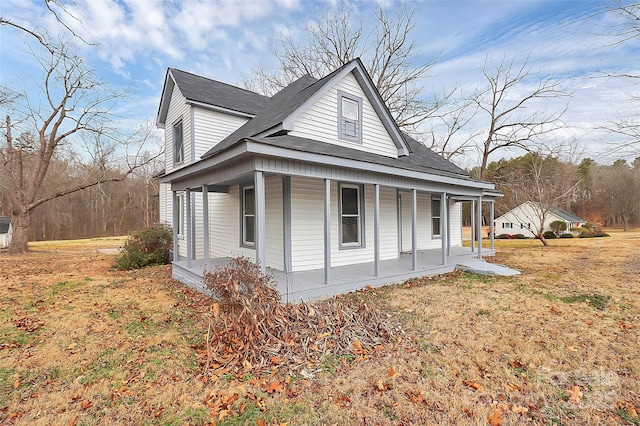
[242, 186, 255, 247]
[338, 91, 362, 143]
[339, 184, 364, 248]
[173, 120, 184, 164]
[432, 196, 441, 237]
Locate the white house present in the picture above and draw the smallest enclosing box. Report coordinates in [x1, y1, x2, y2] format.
[0, 216, 12, 249]
[494, 201, 586, 236]
[156, 59, 501, 301]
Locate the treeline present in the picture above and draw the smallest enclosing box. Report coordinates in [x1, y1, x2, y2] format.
[482, 154, 640, 230]
[0, 154, 160, 242]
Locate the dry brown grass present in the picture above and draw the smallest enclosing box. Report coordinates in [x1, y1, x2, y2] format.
[1, 232, 639, 425]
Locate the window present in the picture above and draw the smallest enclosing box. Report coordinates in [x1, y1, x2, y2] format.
[338, 91, 362, 143]
[432, 196, 441, 237]
[173, 120, 184, 164]
[242, 186, 255, 246]
[176, 193, 184, 236]
[339, 184, 364, 247]
[502, 222, 513, 229]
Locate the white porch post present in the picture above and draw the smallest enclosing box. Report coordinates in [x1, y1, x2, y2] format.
[255, 171, 266, 274]
[490, 201, 495, 250]
[447, 197, 452, 256]
[202, 185, 209, 264]
[374, 183, 380, 277]
[441, 192, 448, 265]
[324, 179, 331, 284]
[185, 188, 192, 268]
[411, 189, 417, 271]
[172, 191, 179, 262]
[470, 200, 475, 253]
[476, 196, 483, 259]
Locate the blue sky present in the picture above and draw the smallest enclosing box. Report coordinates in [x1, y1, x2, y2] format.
[1, 0, 639, 166]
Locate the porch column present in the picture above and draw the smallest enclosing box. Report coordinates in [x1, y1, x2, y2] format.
[255, 171, 266, 274]
[374, 183, 380, 277]
[470, 200, 475, 253]
[172, 191, 179, 262]
[324, 179, 331, 284]
[476, 196, 483, 259]
[447, 197, 452, 256]
[282, 176, 292, 274]
[202, 185, 209, 264]
[490, 201, 495, 250]
[441, 192, 448, 265]
[185, 188, 192, 268]
[411, 189, 417, 271]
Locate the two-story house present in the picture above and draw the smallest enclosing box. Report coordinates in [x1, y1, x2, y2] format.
[156, 58, 500, 301]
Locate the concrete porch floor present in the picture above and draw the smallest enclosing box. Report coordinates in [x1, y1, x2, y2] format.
[172, 245, 496, 302]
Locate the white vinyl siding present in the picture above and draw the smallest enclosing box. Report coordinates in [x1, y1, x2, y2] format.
[400, 193, 461, 252]
[164, 86, 191, 172]
[158, 182, 171, 225]
[290, 72, 398, 158]
[290, 177, 398, 272]
[192, 108, 248, 159]
[205, 178, 283, 269]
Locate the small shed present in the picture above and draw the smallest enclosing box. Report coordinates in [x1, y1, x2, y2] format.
[0, 216, 12, 249]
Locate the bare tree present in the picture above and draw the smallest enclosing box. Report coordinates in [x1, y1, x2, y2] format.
[0, 38, 160, 253]
[492, 153, 579, 246]
[241, 5, 451, 131]
[472, 56, 569, 180]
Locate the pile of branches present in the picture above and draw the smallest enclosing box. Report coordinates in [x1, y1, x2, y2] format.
[202, 257, 397, 373]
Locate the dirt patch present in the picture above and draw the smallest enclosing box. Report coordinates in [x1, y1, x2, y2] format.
[1, 232, 639, 425]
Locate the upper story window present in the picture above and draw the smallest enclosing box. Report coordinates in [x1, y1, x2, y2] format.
[337, 90, 362, 143]
[242, 186, 255, 247]
[173, 120, 184, 164]
[432, 196, 441, 237]
[339, 183, 364, 248]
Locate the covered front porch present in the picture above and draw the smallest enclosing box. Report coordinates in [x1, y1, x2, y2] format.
[172, 244, 496, 302]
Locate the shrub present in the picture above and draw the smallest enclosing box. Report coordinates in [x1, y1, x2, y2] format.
[542, 231, 556, 239]
[497, 234, 511, 239]
[594, 232, 610, 237]
[559, 233, 574, 239]
[550, 220, 567, 235]
[579, 232, 595, 238]
[515, 234, 527, 239]
[114, 225, 172, 270]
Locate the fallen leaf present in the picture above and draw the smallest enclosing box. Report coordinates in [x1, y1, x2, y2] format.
[266, 381, 283, 393]
[81, 400, 92, 410]
[488, 407, 504, 426]
[387, 366, 400, 378]
[566, 385, 582, 403]
[463, 380, 484, 392]
[452, 368, 460, 377]
[511, 404, 529, 414]
[212, 303, 220, 317]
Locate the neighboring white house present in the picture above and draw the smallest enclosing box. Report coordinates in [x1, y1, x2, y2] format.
[494, 201, 586, 236]
[156, 58, 501, 301]
[0, 216, 12, 249]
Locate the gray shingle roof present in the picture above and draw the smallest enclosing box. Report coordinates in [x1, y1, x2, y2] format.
[551, 207, 584, 222]
[164, 58, 474, 180]
[169, 68, 270, 116]
[245, 134, 470, 179]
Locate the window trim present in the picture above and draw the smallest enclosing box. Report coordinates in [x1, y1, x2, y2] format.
[431, 196, 441, 238]
[240, 185, 255, 248]
[338, 183, 365, 249]
[173, 119, 184, 165]
[176, 192, 185, 238]
[337, 90, 363, 144]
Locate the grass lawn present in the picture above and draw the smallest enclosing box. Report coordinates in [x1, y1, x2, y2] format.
[1, 230, 639, 425]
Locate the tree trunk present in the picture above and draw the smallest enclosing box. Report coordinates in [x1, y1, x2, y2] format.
[536, 234, 549, 247]
[8, 210, 32, 253]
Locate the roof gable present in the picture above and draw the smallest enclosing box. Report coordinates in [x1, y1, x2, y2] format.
[496, 202, 585, 223]
[202, 58, 410, 159]
[156, 68, 270, 127]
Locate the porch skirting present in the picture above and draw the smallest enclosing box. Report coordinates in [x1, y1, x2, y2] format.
[171, 246, 495, 302]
